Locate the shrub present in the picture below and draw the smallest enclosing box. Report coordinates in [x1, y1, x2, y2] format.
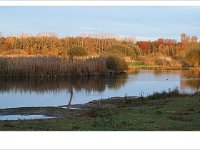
[127, 44, 140, 58]
[186, 48, 200, 66]
[104, 44, 138, 59]
[67, 46, 88, 62]
[106, 55, 128, 72]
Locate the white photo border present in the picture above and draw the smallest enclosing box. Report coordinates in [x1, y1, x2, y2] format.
[0, 1, 200, 150]
[0, 1, 199, 6]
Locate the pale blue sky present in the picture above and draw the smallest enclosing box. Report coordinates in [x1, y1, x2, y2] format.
[0, 7, 200, 40]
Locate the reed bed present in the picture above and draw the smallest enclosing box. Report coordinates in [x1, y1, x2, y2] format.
[0, 56, 108, 78]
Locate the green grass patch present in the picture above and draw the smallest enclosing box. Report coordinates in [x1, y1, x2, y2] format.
[128, 62, 149, 67]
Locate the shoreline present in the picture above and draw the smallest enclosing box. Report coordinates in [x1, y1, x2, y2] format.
[0, 91, 200, 130]
[128, 65, 197, 71]
[0, 91, 197, 119]
[0, 95, 139, 116]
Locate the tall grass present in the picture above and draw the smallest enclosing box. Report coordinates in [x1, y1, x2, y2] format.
[0, 56, 128, 78]
[0, 56, 109, 78]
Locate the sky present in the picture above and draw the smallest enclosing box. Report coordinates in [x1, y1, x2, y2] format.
[0, 7, 200, 41]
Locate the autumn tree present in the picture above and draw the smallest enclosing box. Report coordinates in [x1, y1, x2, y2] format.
[104, 44, 139, 59]
[191, 36, 198, 43]
[137, 41, 150, 55]
[186, 47, 200, 66]
[181, 33, 190, 44]
[67, 46, 88, 62]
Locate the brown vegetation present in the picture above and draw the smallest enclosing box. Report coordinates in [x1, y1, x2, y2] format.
[0, 56, 128, 78]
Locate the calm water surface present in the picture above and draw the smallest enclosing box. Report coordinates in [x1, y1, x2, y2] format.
[0, 70, 200, 109]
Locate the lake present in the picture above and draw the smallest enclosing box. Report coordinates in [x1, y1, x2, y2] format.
[0, 70, 200, 109]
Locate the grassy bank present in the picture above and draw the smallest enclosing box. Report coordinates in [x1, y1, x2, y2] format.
[0, 90, 200, 131]
[128, 62, 186, 71]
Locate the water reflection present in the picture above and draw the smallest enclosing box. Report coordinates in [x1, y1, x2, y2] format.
[180, 70, 200, 92]
[0, 75, 128, 108]
[0, 75, 128, 93]
[0, 70, 200, 109]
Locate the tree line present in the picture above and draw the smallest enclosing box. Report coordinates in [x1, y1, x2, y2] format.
[0, 33, 135, 56]
[0, 33, 200, 66]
